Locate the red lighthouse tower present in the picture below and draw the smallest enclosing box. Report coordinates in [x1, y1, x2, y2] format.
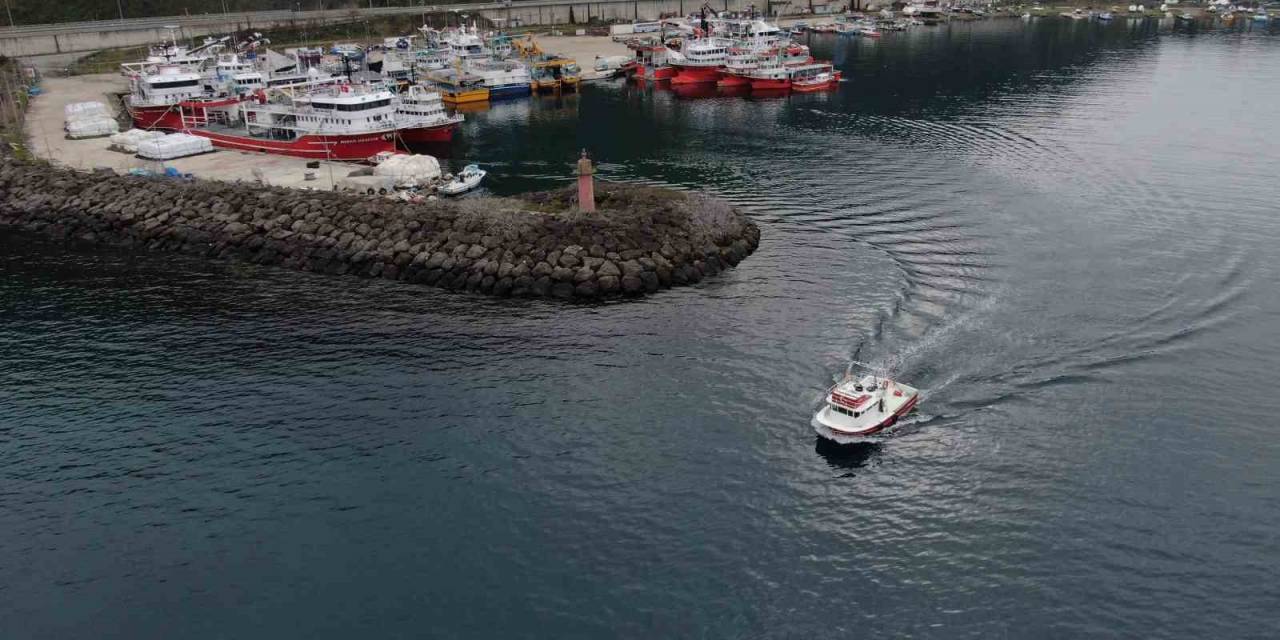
[577, 149, 595, 213]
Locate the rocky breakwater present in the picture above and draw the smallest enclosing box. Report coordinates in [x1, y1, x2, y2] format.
[0, 159, 759, 299]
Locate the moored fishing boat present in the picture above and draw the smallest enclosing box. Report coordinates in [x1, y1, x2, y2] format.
[668, 37, 732, 84]
[531, 58, 581, 92]
[467, 58, 532, 99]
[789, 63, 841, 92]
[626, 42, 676, 80]
[780, 43, 813, 65]
[745, 60, 790, 91]
[120, 31, 228, 77]
[716, 45, 761, 87]
[531, 63, 560, 92]
[173, 83, 398, 161]
[438, 164, 486, 195]
[395, 84, 464, 144]
[125, 66, 209, 130]
[812, 368, 920, 441]
[429, 69, 490, 105]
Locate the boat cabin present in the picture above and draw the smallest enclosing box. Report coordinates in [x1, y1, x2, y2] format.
[194, 85, 400, 142]
[395, 85, 458, 125]
[132, 67, 205, 106]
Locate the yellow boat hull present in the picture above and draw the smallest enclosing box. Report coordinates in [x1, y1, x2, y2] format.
[442, 88, 490, 105]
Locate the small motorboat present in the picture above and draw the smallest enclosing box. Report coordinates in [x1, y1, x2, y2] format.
[812, 365, 920, 441]
[439, 164, 486, 196]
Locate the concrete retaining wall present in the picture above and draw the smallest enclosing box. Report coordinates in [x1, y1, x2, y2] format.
[0, 160, 759, 300]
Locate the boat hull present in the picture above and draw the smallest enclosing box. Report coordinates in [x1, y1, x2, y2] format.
[127, 103, 185, 131]
[635, 65, 676, 81]
[397, 122, 458, 144]
[185, 129, 395, 161]
[792, 72, 841, 93]
[670, 64, 722, 84]
[716, 73, 751, 88]
[792, 80, 838, 92]
[488, 83, 532, 99]
[750, 77, 790, 90]
[133, 96, 249, 131]
[441, 88, 490, 105]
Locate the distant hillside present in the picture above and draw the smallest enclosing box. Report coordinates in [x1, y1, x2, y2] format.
[6, 1, 392, 26]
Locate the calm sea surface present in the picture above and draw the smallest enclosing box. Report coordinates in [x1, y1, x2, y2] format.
[3, 17, 1279, 639]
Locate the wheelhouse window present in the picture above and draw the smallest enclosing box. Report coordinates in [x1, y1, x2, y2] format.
[150, 79, 199, 89]
[346, 98, 391, 111]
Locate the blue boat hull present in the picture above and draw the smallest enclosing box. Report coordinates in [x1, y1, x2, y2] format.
[489, 84, 532, 99]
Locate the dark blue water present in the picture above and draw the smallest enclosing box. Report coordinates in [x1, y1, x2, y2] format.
[4, 17, 1280, 638]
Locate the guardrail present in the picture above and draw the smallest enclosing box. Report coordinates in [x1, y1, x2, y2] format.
[0, 1, 566, 36]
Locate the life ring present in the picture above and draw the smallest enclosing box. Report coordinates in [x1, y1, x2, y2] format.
[366, 188, 375, 195]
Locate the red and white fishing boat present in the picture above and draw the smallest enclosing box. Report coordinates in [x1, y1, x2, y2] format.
[119, 32, 228, 77]
[626, 42, 676, 81]
[667, 37, 733, 84]
[813, 368, 920, 440]
[124, 66, 209, 130]
[743, 55, 791, 91]
[780, 43, 814, 66]
[715, 45, 761, 87]
[174, 84, 398, 161]
[789, 63, 842, 92]
[394, 84, 463, 144]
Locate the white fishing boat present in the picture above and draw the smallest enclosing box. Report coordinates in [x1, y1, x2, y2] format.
[395, 84, 463, 143]
[812, 364, 920, 440]
[439, 164, 486, 195]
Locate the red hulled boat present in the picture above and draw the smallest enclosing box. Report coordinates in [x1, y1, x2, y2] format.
[394, 85, 463, 145]
[790, 63, 842, 92]
[174, 85, 399, 161]
[667, 37, 732, 84]
[627, 43, 677, 81]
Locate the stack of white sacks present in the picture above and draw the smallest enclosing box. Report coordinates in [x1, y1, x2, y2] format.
[373, 154, 441, 188]
[108, 129, 167, 153]
[64, 102, 119, 139]
[135, 133, 214, 160]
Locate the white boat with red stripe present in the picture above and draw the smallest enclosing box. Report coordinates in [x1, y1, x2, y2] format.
[813, 365, 920, 441]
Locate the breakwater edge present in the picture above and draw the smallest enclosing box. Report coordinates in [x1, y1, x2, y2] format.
[0, 159, 759, 299]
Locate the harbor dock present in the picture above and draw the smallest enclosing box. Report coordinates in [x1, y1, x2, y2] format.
[28, 74, 367, 191]
[24, 36, 631, 189]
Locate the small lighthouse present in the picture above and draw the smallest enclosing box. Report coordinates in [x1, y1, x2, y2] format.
[577, 149, 595, 213]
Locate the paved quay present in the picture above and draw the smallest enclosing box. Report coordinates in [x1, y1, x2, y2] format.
[27, 74, 356, 191]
